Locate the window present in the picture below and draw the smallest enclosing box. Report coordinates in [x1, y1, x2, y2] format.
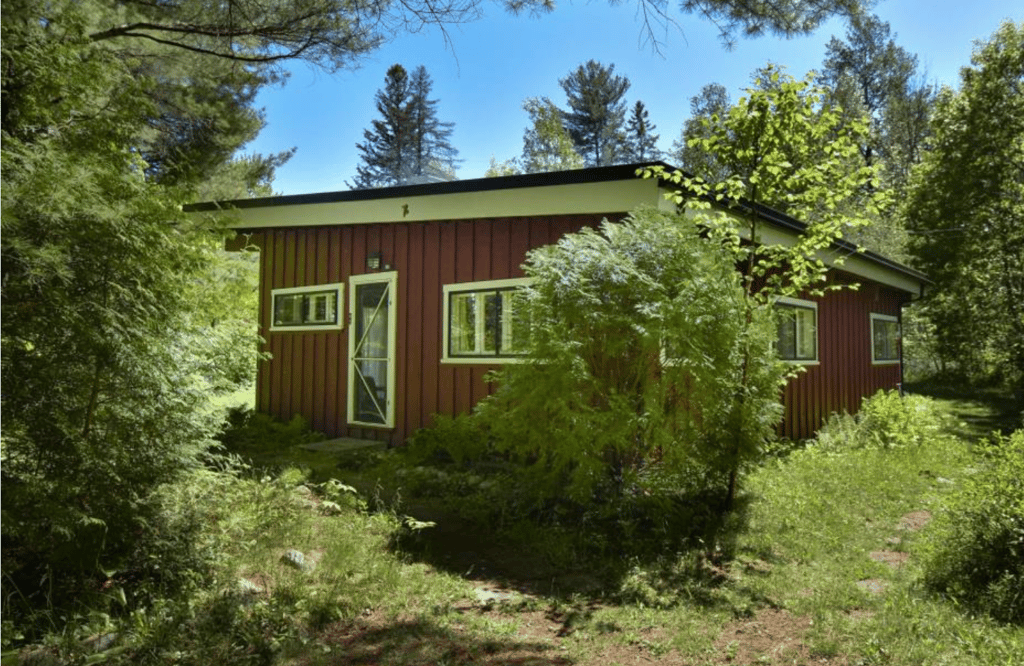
[871, 313, 900, 364]
[270, 283, 344, 332]
[775, 297, 818, 363]
[442, 278, 530, 362]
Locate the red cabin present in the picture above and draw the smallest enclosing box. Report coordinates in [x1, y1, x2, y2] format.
[189, 163, 928, 444]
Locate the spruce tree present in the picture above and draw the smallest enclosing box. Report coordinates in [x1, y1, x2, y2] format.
[352, 64, 458, 188]
[409, 65, 460, 182]
[560, 60, 631, 167]
[625, 100, 660, 161]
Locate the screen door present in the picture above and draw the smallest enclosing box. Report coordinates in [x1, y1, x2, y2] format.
[348, 272, 397, 427]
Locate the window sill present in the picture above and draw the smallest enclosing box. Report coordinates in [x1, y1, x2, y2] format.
[441, 357, 528, 365]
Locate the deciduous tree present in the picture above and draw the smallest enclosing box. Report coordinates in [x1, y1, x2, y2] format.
[904, 20, 1024, 392]
[643, 68, 880, 506]
[521, 97, 585, 172]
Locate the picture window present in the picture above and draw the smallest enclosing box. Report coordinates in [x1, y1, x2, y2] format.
[442, 278, 530, 363]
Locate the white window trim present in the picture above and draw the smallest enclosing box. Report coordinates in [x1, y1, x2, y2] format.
[269, 282, 345, 332]
[347, 272, 398, 428]
[775, 296, 820, 366]
[442, 277, 532, 364]
[870, 313, 900, 365]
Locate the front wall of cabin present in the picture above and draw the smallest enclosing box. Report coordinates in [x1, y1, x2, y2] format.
[251, 213, 618, 445]
[248, 215, 908, 445]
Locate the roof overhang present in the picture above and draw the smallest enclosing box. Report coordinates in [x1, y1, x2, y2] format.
[188, 162, 928, 298]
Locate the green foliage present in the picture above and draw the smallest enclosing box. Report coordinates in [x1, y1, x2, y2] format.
[477, 208, 787, 508]
[670, 82, 733, 183]
[679, 0, 865, 45]
[520, 96, 585, 173]
[218, 408, 326, 454]
[904, 20, 1024, 392]
[816, 389, 957, 451]
[560, 60, 631, 166]
[646, 67, 880, 304]
[922, 430, 1024, 624]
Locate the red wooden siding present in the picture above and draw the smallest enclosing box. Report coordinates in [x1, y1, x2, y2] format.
[780, 277, 906, 439]
[252, 214, 909, 444]
[254, 214, 617, 445]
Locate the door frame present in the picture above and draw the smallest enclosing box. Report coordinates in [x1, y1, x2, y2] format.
[347, 271, 398, 428]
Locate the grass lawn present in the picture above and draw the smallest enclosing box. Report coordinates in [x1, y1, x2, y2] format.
[210, 401, 1021, 666]
[33, 394, 1018, 665]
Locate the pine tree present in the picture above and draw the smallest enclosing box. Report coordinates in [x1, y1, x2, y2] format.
[352, 64, 458, 188]
[560, 60, 631, 167]
[624, 100, 660, 162]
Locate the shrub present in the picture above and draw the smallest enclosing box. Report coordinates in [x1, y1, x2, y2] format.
[217, 408, 325, 454]
[816, 390, 955, 451]
[921, 429, 1024, 624]
[476, 209, 787, 509]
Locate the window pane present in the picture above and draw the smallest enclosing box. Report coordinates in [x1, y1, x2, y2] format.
[874, 319, 898, 361]
[795, 308, 816, 359]
[776, 308, 797, 359]
[307, 291, 337, 324]
[274, 293, 305, 326]
[500, 289, 524, 354]
[450, 292, 476, 354]
[776, 303, 816, 360]
[483, 292, 499, 353]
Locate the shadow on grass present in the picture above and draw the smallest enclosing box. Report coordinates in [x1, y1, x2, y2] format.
[314, 617, 572, 666]
[904, 380, 1022, 438]
[388, 490, 757, 609]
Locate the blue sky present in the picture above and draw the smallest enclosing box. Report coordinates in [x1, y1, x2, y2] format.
[247, 1, 1020, 196]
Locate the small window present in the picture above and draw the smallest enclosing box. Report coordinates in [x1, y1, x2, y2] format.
[871, 313, 900, 364]
[270, 283, 344, 332]
[775, 297, 818, 363]
[442, 278, 530, 363]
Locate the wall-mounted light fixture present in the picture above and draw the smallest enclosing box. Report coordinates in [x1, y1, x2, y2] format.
[366, 251, 382, 271]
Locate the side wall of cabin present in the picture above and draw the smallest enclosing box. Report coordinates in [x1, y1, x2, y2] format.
[246, 215, 907, 445]
[783, 274, 906, 439]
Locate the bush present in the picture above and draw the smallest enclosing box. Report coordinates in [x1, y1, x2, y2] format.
[476, 209, 786, 508]
[816, 390, 955, 451]
[921, 430, 1024, 624]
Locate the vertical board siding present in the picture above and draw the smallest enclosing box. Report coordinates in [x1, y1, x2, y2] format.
[778, 281, 906, 440]
[253, 214, 909, 445]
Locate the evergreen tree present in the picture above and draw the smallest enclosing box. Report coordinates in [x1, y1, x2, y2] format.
[670, 83, 732, 182]
[560, 60, 631, 167]
[822, 13, 920, 170]
[352, 64, 458, 188]
[409, 65, 460, 182]
[625, 100, 660, 161]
